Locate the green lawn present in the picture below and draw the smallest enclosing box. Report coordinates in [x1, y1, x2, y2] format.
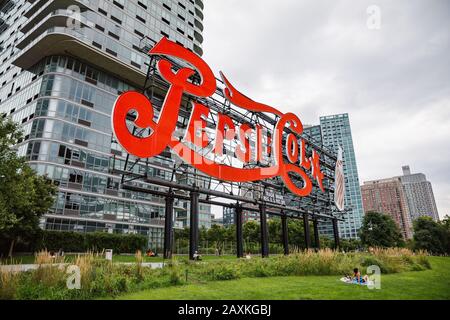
[115, 256, 450, 300]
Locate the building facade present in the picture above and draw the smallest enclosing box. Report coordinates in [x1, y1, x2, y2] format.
[361, 177, 413, 239]
[304, 114, 364, 239]
[400, 166, 439, 221]
[222, 206, 260, 227]
[0, 0, 208, 249]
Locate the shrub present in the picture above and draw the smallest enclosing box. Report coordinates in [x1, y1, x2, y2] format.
[2, 231, 147, 255]
[207, 263, 240, 280]
[360, 256, 388, 273]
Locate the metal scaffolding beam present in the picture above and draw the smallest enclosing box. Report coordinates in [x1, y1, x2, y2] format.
[235, 204, 244, 258]
[163, 192, 174, 259]
[281, 215, 289, 255]
[313, 218, 320, 251]
[189, 190, 200, 260]
[259, 203, 269, 258]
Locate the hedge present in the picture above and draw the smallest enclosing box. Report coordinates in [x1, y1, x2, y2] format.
[1, 231, 147, 255]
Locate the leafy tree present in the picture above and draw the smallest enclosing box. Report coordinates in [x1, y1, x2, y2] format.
[339, 238, 363, 252]
[224, 224, 235, 242]
[268, 219, 281, 244]
[243, 220, 260, 243]
[199, 225, 208, 242]
[0, 117, 56, 257]
[359, 211, 404, 248]
[288, 219, 306, 248]
[207, 224, 226, 254]
[413, 216, 448, 254]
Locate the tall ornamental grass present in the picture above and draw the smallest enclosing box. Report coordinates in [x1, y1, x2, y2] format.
[0, 248, 430, 300]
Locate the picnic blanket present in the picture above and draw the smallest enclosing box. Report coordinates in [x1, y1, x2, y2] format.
[340, 277, 374, 286]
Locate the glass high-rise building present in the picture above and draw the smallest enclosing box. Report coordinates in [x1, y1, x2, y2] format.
[304, 114, 364, 239]
[0, 0, 208, 250]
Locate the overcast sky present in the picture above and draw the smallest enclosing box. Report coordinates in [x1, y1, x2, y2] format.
[202, 0, 449, 219]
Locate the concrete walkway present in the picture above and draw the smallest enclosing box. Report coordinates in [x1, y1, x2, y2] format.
[0, 262, 164, 272]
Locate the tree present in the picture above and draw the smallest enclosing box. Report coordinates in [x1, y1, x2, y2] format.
[207, 224, 226, 254]
[0, 117, 56, 257]
[287, 220, 305, 248]
[268, 219, 281, 244]
[243, 221, 260, 243]
[339, 238, 362, 252]
[413, 216, 448, 254]
[440, 215, 450, 254]
[359, 211, 404, 248]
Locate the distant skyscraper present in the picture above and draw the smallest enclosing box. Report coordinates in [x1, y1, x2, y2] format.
[304, 113, 364, 238]
[211, 214, 224, 227]
[361, 177, 413, 239]
[305, 114, 364, 239]
[222, 206, 259, 227]
[400, 165, 439, 222]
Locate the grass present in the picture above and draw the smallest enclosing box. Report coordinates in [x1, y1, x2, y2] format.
[115, 256, 450, 300]
[1, 249, 439, 300]
[0, 254, 239, 265]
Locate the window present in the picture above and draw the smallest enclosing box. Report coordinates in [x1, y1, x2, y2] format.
[138, 1, 147, 10]
[110, 16, 122, 24]
[136, 15, 146, 24]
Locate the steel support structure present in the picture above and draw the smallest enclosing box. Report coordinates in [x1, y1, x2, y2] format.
[332, 218, 340, 251]
[189, 190, 200, 260]
[235, 204, 244, 258]
[111, 44, 349, 259]
[163, 192, 174, 259]
[281, 215, 289, 255]
[303, 213, 311, 250]
[313, 218, 320, 251]
[259, 203, 269, 258]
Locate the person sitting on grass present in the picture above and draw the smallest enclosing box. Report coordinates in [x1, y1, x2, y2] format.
[193, 251, 202, 261]
[352, 268, 369, 284]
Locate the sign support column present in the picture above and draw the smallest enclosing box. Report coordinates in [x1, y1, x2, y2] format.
[281, 214, 289, 255]
[303, 213, 311, 250]
[163, 191, 174, 259]
[332, 218, 340, 251]
[235, 204, 244, 258]
[313, 217, 320, 251]
[189, 189, 199, 260]
[259, 203, 269, 258]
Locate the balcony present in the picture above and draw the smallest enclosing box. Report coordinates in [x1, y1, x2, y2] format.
[14, 27, 147, 87]
[17, 11, 90, 49]
[194, 7, 203, 21]
[194, 18, 203, 32]
[14, 9, 148, 88]
[194, 30, 203, 44]
[24, 0, 48, 18]
[193, 43, 203, 56]
[22, 0, 90, 33]
[1, 0, 15, 14]
[0, 16, 7, 34]
[194, 0, 204, 10]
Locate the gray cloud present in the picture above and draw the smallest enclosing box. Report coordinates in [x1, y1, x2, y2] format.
[203, 0, 450, 218]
